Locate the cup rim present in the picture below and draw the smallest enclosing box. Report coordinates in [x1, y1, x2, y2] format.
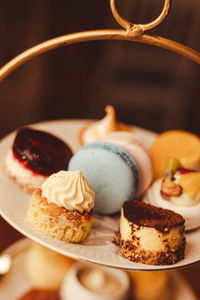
[60, 261, 130, 299]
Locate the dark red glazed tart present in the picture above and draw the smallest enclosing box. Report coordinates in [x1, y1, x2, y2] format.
[13, 127, 73, 175]
[4, 127, 73, 193]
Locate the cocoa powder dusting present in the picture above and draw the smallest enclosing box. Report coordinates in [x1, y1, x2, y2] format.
[123, 200, 185, 232]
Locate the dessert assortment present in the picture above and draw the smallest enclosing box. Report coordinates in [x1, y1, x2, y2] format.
[1, 107, 200, 269]
[0, 0, 199, 296]
[4, 127, 73, 193]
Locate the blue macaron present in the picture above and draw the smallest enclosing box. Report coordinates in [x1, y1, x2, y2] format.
[68, 142, 140, 214]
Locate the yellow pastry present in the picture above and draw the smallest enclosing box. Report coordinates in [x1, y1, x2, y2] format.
[150, 130, 200, 179]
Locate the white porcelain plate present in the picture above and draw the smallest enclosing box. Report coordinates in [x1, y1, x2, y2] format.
[0, 120, 200, 271]
[0, 238, 198, 300]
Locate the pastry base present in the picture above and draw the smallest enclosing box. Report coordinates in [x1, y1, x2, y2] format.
[78, 121, 132, 146]
[26, 189, 94, 243]
[120, 237, 186, 265]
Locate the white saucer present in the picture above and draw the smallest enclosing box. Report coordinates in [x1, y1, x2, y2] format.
[0, 238, 198, 300]
[0, 119, 200, 271]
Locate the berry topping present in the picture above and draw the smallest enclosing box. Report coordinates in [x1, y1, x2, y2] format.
[12, 127, 73, 176]
[175, 167, 197, 175]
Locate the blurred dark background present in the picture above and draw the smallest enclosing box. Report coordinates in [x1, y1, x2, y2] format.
[0, 0, 200, 297]
[0, 0, 199, 139]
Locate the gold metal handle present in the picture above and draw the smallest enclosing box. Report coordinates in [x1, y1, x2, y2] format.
[110, 0, 171, 35]
[0, 0, 199, 83]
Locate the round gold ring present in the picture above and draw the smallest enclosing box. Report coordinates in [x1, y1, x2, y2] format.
[110, 0, 171, 35]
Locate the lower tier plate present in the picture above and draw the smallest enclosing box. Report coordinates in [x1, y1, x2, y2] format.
[0, 238, 198, 300]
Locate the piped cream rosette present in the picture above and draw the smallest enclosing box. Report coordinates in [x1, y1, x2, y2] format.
[41, 170, 94, 212]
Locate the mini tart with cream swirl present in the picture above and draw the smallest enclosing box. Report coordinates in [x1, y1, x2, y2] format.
[79, 105, 131, 145]
[26, 170, 94, 243]
[144, 158, 200, 231]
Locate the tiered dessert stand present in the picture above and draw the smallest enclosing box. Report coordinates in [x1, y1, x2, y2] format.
[0, 0, 199, 298]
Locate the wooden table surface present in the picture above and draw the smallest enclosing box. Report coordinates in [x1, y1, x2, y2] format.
[1, 217, 200, 299]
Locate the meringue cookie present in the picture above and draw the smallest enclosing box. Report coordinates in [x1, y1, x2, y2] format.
[102, 131, 153, 196]
[79, 105, 131, 145]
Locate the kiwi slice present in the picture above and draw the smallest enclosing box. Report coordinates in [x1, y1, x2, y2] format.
[164, 157, 182, 180]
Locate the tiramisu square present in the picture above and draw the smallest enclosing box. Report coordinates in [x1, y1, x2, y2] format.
[119, 200, 185, 265]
